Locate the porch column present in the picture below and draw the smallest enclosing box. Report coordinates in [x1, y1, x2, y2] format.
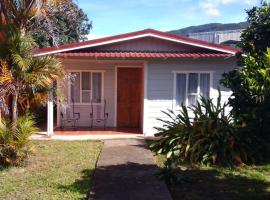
[143, 61, 149, 135]
[47, 92, 54, 136]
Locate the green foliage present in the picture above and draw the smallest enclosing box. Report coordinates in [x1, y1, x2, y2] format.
[221, 49, 270, 161]
[221, 2, 270, 162]
[32, 0, 92, 48]
[0, 0, 91, 47]
[0, 31, 63, 123]
[240, 1, 270, 57]
[151, 91, 251, 168]
[0, 114, 38, 166]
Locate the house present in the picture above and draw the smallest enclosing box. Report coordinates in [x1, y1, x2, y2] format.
[188, 29, 243, 47]
[34, 29, 240, 136]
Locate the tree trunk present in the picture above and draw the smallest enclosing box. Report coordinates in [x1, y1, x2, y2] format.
[12, 90, 19, 128]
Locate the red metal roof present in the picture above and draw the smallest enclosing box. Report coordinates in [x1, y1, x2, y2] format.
[55, 52, 232, 58]
[34, 29, 241, 56]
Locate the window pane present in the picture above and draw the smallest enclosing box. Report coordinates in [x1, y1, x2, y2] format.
[82, 91, 91, 103]
[92, 73, 102, 103]
[188, 73, 198, 94]
[70, 72, 80, 103]
[176, 74, 186, 105]
[200, 74, 210, 97]
[82, 72, 91, 90]
[188, 95, 197, 106]
[200, 73, 210, 97]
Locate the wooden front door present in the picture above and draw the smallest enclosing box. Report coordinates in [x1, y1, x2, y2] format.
[117, 67, 143, 128]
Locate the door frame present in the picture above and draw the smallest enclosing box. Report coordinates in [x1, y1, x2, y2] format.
[114, 65, 144, 130]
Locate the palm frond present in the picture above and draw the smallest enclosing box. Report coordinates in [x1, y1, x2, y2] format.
[24, 56, 63, 90]
[0, 60, 14, 86]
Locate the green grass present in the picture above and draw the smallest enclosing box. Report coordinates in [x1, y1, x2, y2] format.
[0, 141, 102, 200]
[153, 154, 270, 200]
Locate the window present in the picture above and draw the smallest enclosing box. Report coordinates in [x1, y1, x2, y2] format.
[175, 72, 211, 106]
[69, 71, 103, 103]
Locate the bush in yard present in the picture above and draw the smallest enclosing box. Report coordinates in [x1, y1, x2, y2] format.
[150, 91, 252, 169]
[0, 114, 38, 166]
[221, 49, 270, 161]
[220, 2, 270, 161]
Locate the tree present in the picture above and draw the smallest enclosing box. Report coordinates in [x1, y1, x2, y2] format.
[32, 0, 92, 48]
[0, 0, 68, 38]
[221, 2, 270, 160]
[222, 49, 270, 126]
[0, 0, 68, 126]
[0, 32, 63, 126]
[0, 0, 91, 47]
[240, 1, 270, 57]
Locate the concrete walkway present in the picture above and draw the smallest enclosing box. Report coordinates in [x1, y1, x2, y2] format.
[89, 139, 172, 200]
[31, 133, 145, 141]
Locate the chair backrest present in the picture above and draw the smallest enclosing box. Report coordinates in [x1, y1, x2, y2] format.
[61, 106, 74, 119]
[91, 100, 107, 120]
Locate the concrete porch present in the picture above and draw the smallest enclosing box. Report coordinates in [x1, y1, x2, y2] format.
[53, 127, 142, 135]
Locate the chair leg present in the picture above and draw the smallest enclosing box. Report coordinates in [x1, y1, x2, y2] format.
[90, 119, 93, 129]
[61, 120, 64, 130]
[73, 120, 76, 131]
[104, 120, 107, 130]
[75, 119, 78, 130]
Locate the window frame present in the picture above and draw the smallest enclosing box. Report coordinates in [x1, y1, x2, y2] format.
[173, 70, 214, 108]
[67, 70, 105, 105]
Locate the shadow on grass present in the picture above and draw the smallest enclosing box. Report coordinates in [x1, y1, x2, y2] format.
[0, 165, 9, 171]
[57, 169, 95, 200]
[168, 168, 270, 200]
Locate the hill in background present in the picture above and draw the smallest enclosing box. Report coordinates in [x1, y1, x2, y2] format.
[169, 22, 248, 36]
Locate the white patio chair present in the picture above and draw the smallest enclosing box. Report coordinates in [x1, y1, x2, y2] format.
[60, 104, 80, 130]
[89, 99, 109, 129]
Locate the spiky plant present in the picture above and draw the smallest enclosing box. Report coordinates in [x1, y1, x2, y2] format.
[0, 113, 38, 166]
[0, 32, 63, 126]
[150, 91, 252, 168]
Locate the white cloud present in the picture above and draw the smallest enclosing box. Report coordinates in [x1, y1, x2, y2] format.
[137, 0, 183, 7]
[87, 34, 106, 40]
[199, 1, 221, 17]
[198, 0, 257, 17]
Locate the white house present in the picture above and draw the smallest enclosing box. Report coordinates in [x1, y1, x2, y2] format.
[34, 29, 239, 137]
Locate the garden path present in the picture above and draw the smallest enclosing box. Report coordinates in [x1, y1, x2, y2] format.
[89, 139, 172, 200]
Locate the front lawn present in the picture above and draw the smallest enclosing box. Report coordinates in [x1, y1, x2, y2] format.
[0, 141, 102, 199]
[154, 154, 270, 200]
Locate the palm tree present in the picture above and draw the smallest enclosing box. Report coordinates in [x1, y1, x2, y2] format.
[0, 0, 66, 126]
[0, 32, 63, 126]
[0, 0, 68, 44]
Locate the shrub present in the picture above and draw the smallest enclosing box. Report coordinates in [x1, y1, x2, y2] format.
[150, 91, 252, 168]
[0, 114, 38, 166]
[221, 49, 270, 161]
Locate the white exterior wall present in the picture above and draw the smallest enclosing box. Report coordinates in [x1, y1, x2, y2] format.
[58, 60, 116, 127]
[143, 57, 237, 136]
[56, 57, 237, 134]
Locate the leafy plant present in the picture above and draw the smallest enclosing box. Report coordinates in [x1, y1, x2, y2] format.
[150, 91, 252, 168]
[221, 49, 270, 161]
[32, 0, 92, 48]
[0, 114, 38, 166]
[0, 31, 63, 126]
[240, 1, 270, 58]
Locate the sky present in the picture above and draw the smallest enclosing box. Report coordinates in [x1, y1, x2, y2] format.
[76, 0, 261, 39]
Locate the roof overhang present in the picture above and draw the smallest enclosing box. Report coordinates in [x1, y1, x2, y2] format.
[55, 52, 233, 59]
